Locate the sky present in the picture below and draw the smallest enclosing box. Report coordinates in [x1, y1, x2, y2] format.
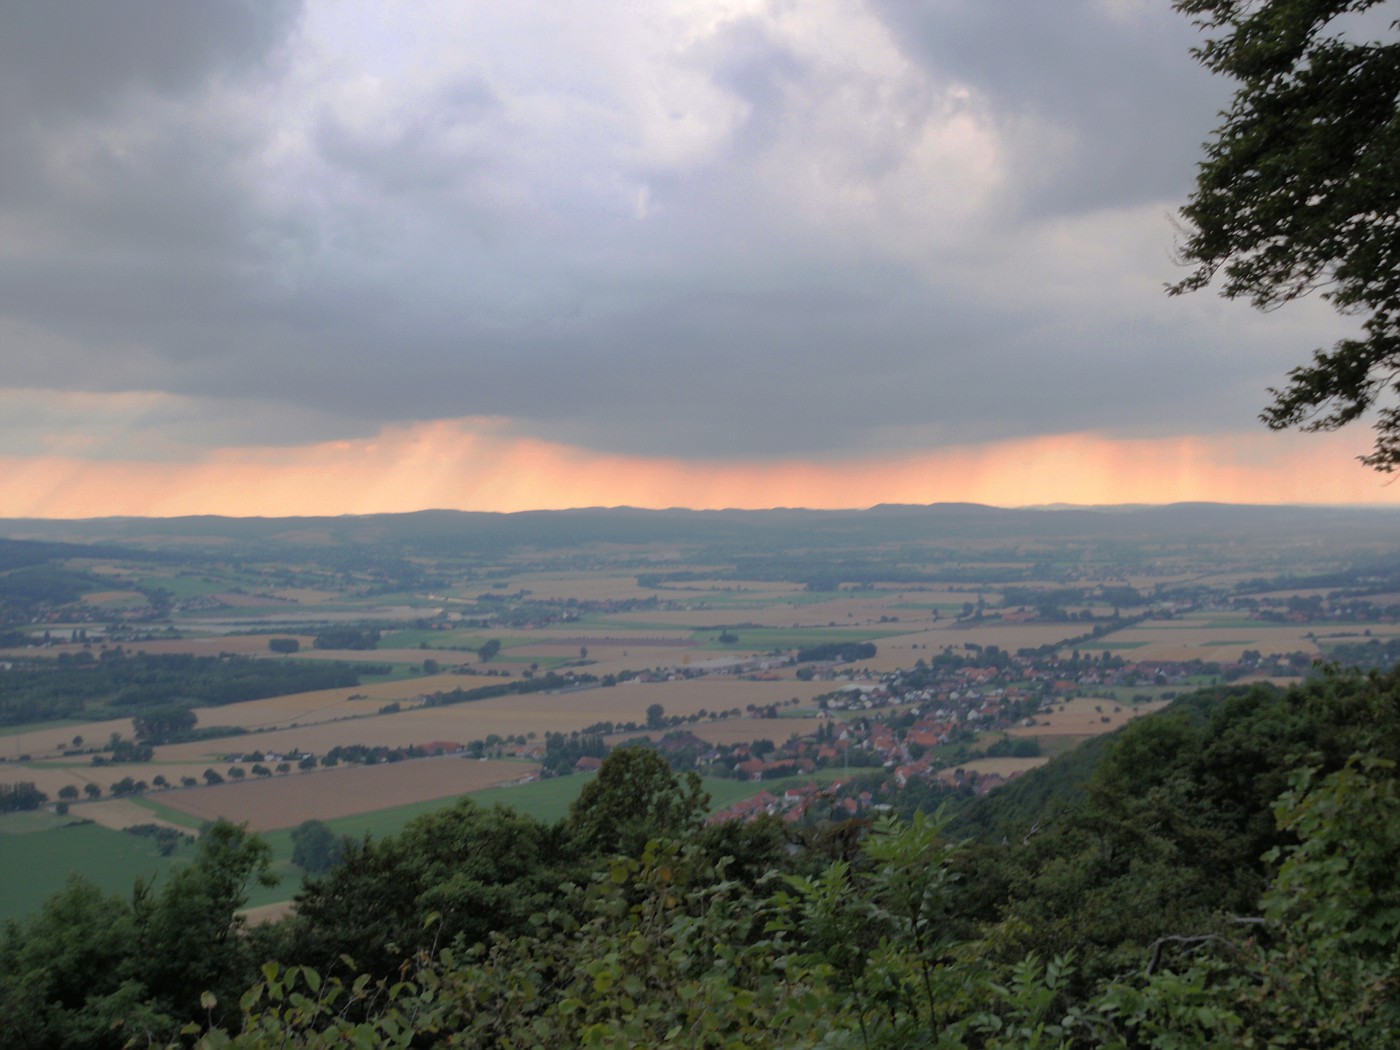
[3, 0, 1397, 518]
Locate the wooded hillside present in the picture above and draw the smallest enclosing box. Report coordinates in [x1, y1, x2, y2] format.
[3, 666, 1396, 1047]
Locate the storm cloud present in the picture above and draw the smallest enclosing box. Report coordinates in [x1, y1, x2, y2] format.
[0, 0, 1350, 465]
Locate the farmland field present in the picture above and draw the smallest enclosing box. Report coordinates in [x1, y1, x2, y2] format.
[151, 678, 836, 761]
[1009, 697, 1171, 739]
[5, 503, 1400, 923]
[155, 757, 532, 830]
[0, 817, 201, 922]
[938, 756, 1051, 780]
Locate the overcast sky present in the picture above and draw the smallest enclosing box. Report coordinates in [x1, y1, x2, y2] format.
[2, 0, 1394, 516]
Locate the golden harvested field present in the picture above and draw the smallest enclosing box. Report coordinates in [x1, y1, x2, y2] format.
[1100, 620, 1325, 662]
[152, 677, 836, 763]
[185, 672, 469, 731]
[0, 670, 832, 778]
[1010, 697, 1170, 738]
[157, 757, 531, 830]
[938, 756, 1050, 780]
[725, 597, 929, 629]
[80, 798, 192, 834]
[2, 717, 136, 763]
[623, 677, 832, 713]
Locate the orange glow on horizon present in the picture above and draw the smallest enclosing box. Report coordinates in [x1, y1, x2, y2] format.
[2, 420, 1397, 519]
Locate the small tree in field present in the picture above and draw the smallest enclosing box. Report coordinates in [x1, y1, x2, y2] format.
[290, 819, 343, 875]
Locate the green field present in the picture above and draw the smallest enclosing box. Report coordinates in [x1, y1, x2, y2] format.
[379, 628, 510, 650]
[0, 816, 201, 922]
[0, 768, 850, 923]
[691, 627, 910, 651]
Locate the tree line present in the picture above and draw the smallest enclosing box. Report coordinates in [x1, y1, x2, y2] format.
[0, 652, 377, 726]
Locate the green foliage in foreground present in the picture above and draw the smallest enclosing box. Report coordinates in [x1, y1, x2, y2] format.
[185, 762, 1400, 1048]
[4, 670, 1399, 1048]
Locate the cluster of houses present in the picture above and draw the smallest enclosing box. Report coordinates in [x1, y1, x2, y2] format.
[654, 648, 1235, 823]
[705, 766, 1013, 827]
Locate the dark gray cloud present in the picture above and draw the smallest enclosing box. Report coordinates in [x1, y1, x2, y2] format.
[0, 0, 1335, 464]
[865, 0, 1228, 216]
[0, 0, 300, 116]
[1, 0, 303, 377]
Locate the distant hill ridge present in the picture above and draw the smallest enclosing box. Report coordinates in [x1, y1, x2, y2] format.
[1, 502, 1397, 557]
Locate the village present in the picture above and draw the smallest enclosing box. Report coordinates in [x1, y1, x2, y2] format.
[224, 635, 1288, 830]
